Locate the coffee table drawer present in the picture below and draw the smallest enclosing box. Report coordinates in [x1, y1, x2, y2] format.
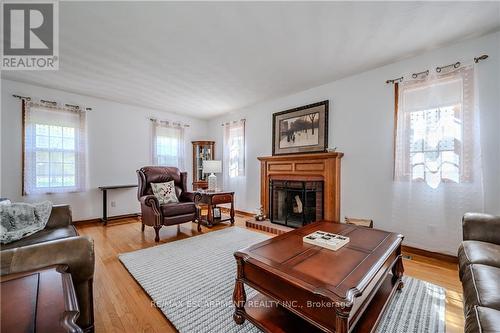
[212, 194, 232, 205]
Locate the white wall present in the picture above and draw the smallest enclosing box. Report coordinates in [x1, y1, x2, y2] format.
[0, 79, 208, 220]
[208, 32, 500, 255]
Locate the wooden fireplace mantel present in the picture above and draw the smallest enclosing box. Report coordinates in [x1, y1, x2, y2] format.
[258, 152, 343, 222]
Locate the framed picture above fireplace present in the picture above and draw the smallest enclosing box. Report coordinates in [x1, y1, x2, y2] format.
[272, 100, 329, 155]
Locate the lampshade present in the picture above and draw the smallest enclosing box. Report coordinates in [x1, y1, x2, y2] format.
[203, 160, 222, 174]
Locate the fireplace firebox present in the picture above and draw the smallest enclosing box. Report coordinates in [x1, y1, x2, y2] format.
[269, 180, 323, 228]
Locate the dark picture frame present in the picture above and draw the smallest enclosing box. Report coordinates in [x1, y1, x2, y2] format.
[272, 100, 329, 155]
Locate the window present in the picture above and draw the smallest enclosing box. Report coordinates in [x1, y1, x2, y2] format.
[152, 121, 185, 169]
[394, 66, 474, 188]
[24, 102, 87, 194]
[223, 120, 245, 178]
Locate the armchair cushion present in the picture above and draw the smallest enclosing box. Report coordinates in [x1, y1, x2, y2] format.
[161, 202, 196, 217]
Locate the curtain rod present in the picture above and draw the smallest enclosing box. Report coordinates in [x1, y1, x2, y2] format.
[386, 54, 488, 84]
[149, 117, 190, 127]
[12, 94, 92, 110]
[221, 118, 246, 126]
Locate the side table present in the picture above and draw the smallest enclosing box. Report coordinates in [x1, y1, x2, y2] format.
[194, 191, 235, 231]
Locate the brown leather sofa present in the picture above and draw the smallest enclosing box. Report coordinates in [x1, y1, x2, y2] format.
[0, 205, 95, 333]
[137, 166, 199, 242]
[458, 213, 500, 332]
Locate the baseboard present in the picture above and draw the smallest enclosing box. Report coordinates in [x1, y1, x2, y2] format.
[74, 213, 141, 225]
[402, 245, 458, 264]
[219, 207, 254, 218]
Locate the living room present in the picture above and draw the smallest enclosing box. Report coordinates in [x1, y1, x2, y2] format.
[1, 2, 499, 333]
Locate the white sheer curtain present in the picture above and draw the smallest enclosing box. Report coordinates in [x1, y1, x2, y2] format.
[152, 120, 185, 169]
[222, 120, 246, 204]
[223, 120, 245, 179]
[24, 101, 87, 194]
[392, 63, 484, 253]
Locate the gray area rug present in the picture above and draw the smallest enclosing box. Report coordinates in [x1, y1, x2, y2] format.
[119, 227, 445, 333]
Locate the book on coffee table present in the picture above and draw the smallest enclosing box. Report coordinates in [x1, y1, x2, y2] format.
[303, 231, 350, 251]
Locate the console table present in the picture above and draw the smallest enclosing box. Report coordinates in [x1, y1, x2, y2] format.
[1, 265, 82, 333]
[98, 184, 139, 225]
[194, 191, 235, 231]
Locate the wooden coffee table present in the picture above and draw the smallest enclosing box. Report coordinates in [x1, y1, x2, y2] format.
[232, 221, 404, 333]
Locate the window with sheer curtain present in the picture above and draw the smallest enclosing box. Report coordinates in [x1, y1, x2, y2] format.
[223, 120, 245, 178]
[152, 121, 185, 169]
[394, 66, 474, 189]
[24, 101, 87, 194]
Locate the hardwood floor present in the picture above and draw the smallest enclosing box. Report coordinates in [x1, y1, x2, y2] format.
[77, 216, 464, 333]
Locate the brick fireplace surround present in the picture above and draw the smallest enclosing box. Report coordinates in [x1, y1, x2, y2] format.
[257, 152, 343, 223]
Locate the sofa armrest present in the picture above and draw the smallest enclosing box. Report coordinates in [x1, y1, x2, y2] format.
[0, 236, 94, 283]
[45, 204, 73, 229]
[463, 213, 500, 245]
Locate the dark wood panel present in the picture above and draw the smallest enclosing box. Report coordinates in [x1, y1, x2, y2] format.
[1, 266, 82, 333]
[1, 273, 39, 333]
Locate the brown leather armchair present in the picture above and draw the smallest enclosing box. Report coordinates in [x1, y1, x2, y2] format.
[137, 166, 199, 242]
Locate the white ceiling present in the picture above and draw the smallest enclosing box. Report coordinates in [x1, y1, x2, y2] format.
[2, 1, 499, 119]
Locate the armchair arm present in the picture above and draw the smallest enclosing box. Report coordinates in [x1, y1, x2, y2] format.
[0, 236, 94, 283]
[140, 194, 160, 209]
[463, 213, 500, 245]
[45, 204, 73, 229]
[139, 195, 162, 227]
[179, 191, 196, 202]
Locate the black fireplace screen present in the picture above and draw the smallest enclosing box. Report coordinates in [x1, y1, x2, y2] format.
[269, 180, 324, 228]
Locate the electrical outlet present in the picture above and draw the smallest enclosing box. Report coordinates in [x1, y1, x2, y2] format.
[110, 201, 116, 208]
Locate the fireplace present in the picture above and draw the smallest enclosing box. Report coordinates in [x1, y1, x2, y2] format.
[258, 152, 343, 223]
[270, 180, 323, 228]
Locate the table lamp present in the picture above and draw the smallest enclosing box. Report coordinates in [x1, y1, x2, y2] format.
[203, 160, 222, 191]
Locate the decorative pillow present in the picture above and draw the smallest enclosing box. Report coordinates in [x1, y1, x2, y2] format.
[0, 201, 53, 244]
[151, 181, 179, 204]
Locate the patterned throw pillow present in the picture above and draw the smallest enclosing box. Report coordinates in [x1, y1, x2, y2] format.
[151, 181, 179, 204]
